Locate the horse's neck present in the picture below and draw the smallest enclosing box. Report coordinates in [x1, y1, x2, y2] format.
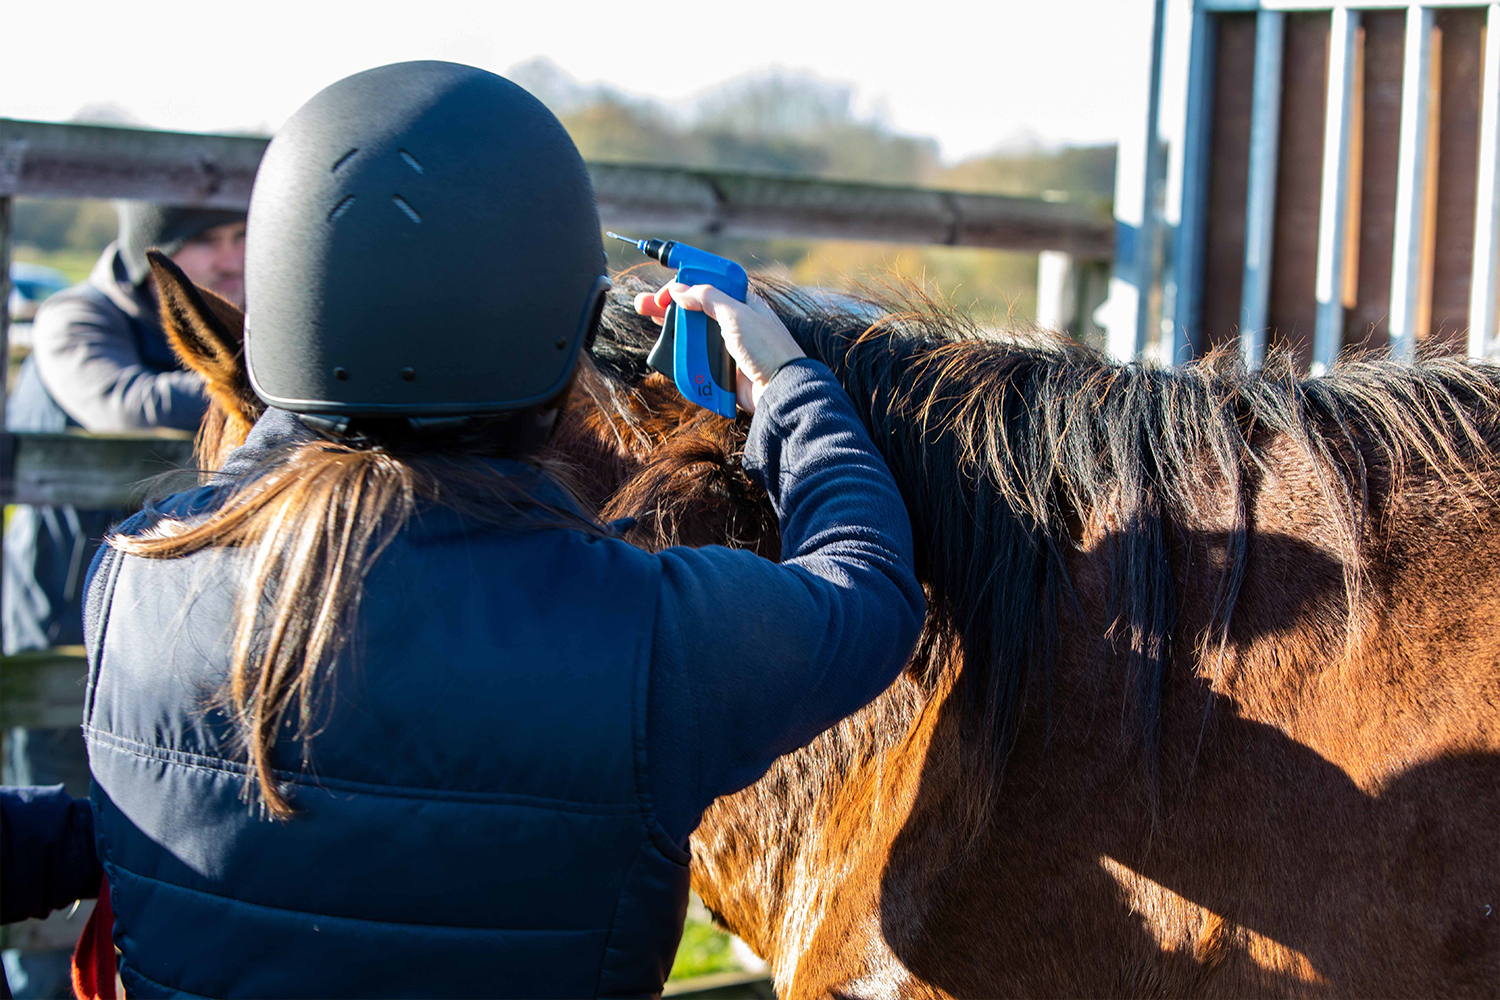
[194, 405, 250, 475]
[689, 673, 944, 990]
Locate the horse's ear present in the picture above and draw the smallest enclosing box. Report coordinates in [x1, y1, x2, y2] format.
[147, 249, 262, 427]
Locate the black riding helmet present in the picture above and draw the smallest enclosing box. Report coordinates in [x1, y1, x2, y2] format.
[244, 61, 610, 418]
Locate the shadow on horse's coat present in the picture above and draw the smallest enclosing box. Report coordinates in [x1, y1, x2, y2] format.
[148, 254, 1499, 998]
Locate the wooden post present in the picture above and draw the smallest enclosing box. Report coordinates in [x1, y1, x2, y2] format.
[1265, 10, 1331, 374]
[1345, 8, 1408, 353]
[1077, 258, 1111, 348]
[1201, 12, 1259, 357]
[1036, 251, 1076, 334]
[1037, 252, 1110, 348]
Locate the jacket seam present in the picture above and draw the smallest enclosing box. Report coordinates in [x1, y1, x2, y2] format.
[83, 545, 125, 730]
[86, 727, 640, 814]
[594, 557, 685, 996]
[593, 842, 634, 996]
[595, 839, 668, 998]
[629, 560, 691, 866]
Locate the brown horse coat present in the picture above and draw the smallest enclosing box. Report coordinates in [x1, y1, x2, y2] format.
[150, 255, 1498, 998]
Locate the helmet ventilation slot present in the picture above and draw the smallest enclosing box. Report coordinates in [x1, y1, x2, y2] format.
[391, 195, 422, 224]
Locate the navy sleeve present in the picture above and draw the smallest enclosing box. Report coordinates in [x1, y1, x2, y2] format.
[0, 785, 102, 924]
[646, 359, 925, 845]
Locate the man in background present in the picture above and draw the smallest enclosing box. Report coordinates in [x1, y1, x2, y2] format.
[5, 202, 243, 652]
[1, 202, 243, 1000]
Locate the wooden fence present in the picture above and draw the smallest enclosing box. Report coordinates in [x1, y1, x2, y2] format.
[0, 115, 1116, 509]
[0, 118, 1114, 253]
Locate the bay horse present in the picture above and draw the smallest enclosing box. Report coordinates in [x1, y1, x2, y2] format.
[149, 252, 1498, 998]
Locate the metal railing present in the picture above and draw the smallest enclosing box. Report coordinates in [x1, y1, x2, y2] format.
[1119, 0, 1499, 366]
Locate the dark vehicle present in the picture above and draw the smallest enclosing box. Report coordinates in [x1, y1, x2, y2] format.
[8, 262, 70, 322]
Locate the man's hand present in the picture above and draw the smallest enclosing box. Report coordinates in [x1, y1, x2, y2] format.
[634, 282, 806, 414]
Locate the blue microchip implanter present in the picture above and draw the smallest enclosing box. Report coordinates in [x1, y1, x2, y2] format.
[609, 233, 748, 419]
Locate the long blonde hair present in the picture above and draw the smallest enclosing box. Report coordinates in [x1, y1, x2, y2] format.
[114, 422, 600, 819]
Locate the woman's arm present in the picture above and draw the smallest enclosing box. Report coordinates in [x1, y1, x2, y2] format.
[638, 288, 926, 845]
[0, 784, 102, 924]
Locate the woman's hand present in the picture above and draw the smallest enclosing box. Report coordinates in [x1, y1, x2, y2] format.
[634, 282, 806, 414]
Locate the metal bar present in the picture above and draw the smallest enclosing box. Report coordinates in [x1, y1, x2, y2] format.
[1, 195, 10, 656]
[1134, 0, 1170, 358]
[1240, 8, 1286, 367]
[1313, 6, 1362, 374]
[1202, 1, 1483, 11]
[1468, 3, 1500, 356]
[1389, 4, 1436, 362]
[1169, 2, 1219, 364]
[0, 119, 1115, 258]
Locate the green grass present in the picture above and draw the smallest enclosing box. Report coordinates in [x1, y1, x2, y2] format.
[12, 245, 99, 285]
[668, 915, 742, 981]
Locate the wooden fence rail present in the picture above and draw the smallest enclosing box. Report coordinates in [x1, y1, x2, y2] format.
[0, 118, 1115, 256]
[0, 430, 196, 507]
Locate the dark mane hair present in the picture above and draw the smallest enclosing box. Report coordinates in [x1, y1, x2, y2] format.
[594, 274, 1500, 812]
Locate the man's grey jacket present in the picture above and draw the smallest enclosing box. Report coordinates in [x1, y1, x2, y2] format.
[3, 244, 206, 653]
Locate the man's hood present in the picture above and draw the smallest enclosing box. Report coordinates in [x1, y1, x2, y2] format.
[85, 241, 159, 330]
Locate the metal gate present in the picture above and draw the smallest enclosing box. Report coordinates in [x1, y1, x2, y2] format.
[1110, 0, 1499, 367]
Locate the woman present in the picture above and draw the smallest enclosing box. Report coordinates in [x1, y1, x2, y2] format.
[81, 62, 923, 999]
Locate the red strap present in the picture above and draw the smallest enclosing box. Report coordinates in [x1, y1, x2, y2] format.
[71, 876, 116, 1000]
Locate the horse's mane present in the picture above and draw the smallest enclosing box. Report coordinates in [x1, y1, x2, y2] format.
[593, 274, 1500, 810]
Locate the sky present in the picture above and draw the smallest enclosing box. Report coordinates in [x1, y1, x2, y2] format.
[2, 0, 1156, 163]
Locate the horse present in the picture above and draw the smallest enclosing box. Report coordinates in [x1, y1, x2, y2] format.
[147, 251, 1499, 998]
